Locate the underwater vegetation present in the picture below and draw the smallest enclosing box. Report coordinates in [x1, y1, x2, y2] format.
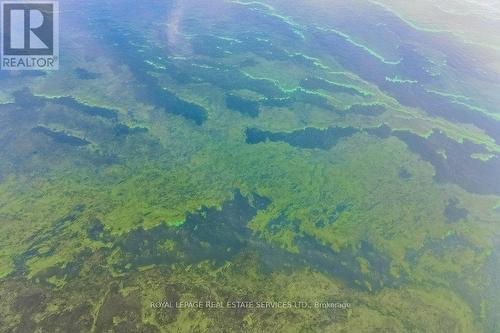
[0, 0, 499, 332]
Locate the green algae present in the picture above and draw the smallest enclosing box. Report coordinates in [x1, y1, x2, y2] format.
[314, 26, 403, 65]
[0, 0, 499, 331]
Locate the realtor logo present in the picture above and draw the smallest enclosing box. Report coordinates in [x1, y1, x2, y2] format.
[1, 1, 59, 70]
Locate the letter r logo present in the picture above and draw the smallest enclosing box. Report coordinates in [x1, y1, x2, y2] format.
[2, 2, 55, 56]
[10, 8, 49, 49]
